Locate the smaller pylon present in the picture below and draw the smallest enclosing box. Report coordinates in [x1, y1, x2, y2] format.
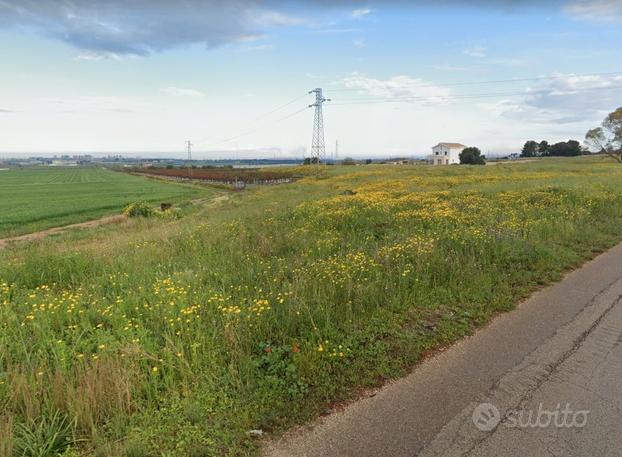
[185, 140, 194, 179]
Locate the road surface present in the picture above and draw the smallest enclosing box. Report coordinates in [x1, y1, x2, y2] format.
[264, 242, 622, 457]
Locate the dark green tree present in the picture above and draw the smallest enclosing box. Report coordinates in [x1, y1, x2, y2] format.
[538, 140, 550, 156]
[548, 140, 582, 157]
[459, 147, 486, 165]
[521, 140, 538, 157]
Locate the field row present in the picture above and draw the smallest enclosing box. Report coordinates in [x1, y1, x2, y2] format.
[0, 167, 207, 238]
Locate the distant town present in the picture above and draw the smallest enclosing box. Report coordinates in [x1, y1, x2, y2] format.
[0, 151, 523, 169]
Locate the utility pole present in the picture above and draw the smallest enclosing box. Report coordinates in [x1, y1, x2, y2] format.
[185, 140, 193, 179]
[309, 88, 330, 175]
[335, 139, 339, 161]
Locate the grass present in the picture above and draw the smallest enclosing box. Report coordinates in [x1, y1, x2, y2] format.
[0, 167, 207, 237]
[2, 156, 622, 456]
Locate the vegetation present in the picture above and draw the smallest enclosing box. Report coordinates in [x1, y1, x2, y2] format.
[521, 139, 583, 157]
[459, 147, 486, 165]
[302, 157, 320, 165]
[123, 201, 156, 218]
[548, 140, 583, 157]
[132, 166, 296, 183]
[585, 106, 622, 163]
[521, 140, 539, 157]
[0, 167, 206, 237]
[2, 158, 622, 456]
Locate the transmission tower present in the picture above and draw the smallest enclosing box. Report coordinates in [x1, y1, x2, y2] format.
[185, 140, 193, 179]
[309, 88, 330, 172]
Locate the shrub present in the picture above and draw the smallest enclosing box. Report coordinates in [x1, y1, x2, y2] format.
[459, 147, 486, 165]
[123, 201, 154, 218]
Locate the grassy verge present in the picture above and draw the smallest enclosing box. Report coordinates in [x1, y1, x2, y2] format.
[1, 157, 622, 456]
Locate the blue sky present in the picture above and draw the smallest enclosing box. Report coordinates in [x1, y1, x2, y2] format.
[1, 0, 621, 158]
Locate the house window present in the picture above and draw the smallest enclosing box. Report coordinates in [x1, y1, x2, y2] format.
[444, 151, 448, 155]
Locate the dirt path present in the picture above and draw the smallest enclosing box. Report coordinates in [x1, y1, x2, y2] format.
[0, 215, 126, 250]
[0, 193, 232, 250]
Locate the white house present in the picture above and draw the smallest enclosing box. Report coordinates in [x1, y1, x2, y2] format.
[430, 142, 467, 165]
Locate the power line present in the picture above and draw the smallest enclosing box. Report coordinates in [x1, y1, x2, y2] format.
[328, 83, 622, 106]
[209, 106, 309, 147]
[325, 71, 622, 93]
[204, 94, 308, 151]
[254, 93, 309, 120]
[196, 92, 309, 151]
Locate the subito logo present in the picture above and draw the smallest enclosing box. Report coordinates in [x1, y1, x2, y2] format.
[472, 403, 501, 431]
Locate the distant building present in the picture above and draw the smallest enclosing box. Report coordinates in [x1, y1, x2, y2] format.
[386, 158, 415, 165]
[429, 142, 467, 165]
[50, 159, 78, 167]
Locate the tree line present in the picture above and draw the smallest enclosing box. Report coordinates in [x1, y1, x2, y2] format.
[521, 107, 621, 161]
[520, 139, 584, 158]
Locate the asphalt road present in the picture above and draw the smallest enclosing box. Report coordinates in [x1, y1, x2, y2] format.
[263, 242, 622, 457]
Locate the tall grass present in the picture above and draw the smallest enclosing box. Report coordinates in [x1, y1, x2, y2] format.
[1, 157, 622, 455]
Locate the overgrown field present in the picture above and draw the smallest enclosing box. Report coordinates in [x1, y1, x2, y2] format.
[2, 157, 622, 456]
[0, 167, 206, 237]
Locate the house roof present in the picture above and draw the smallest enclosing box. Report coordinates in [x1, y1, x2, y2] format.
[433, 142, 467, 149]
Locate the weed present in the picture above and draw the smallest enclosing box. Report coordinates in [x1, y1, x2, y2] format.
[123, 201, 155, 218]
[12, 411, 75, 457]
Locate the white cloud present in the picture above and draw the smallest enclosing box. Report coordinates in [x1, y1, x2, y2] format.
[37, 95, 143, 114]
[352, 8, 372, 18]
[74, 51, 122, 61]
[253, 11, 304, 26]
[340, 74, 453, 105]
[353, 38, 366, 48]
[564, 0, 622, 23]
[497, 73, 622, 124]
[243, 43, 274, 51]
[463, 46, 487, 58]
[160, 87, 205, 97]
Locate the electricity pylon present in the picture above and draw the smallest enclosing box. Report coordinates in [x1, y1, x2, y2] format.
[185, 140, 193, 179]
[309, 88, 330, 174]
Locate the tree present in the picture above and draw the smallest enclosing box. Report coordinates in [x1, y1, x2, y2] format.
[585, 107, 622, 163]
[302, 157, 319, 165]
[548, 140, 582, 157]
[459, 147, 486, 165]
[538, 140, 550, 156]
[521, 140, 538, 157]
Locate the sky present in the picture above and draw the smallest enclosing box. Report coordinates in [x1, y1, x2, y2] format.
[0, 0, 621, 158]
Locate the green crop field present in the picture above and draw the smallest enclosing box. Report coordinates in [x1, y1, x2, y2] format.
[0, 167, 206, 237]
[2, 157, 622, 456]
